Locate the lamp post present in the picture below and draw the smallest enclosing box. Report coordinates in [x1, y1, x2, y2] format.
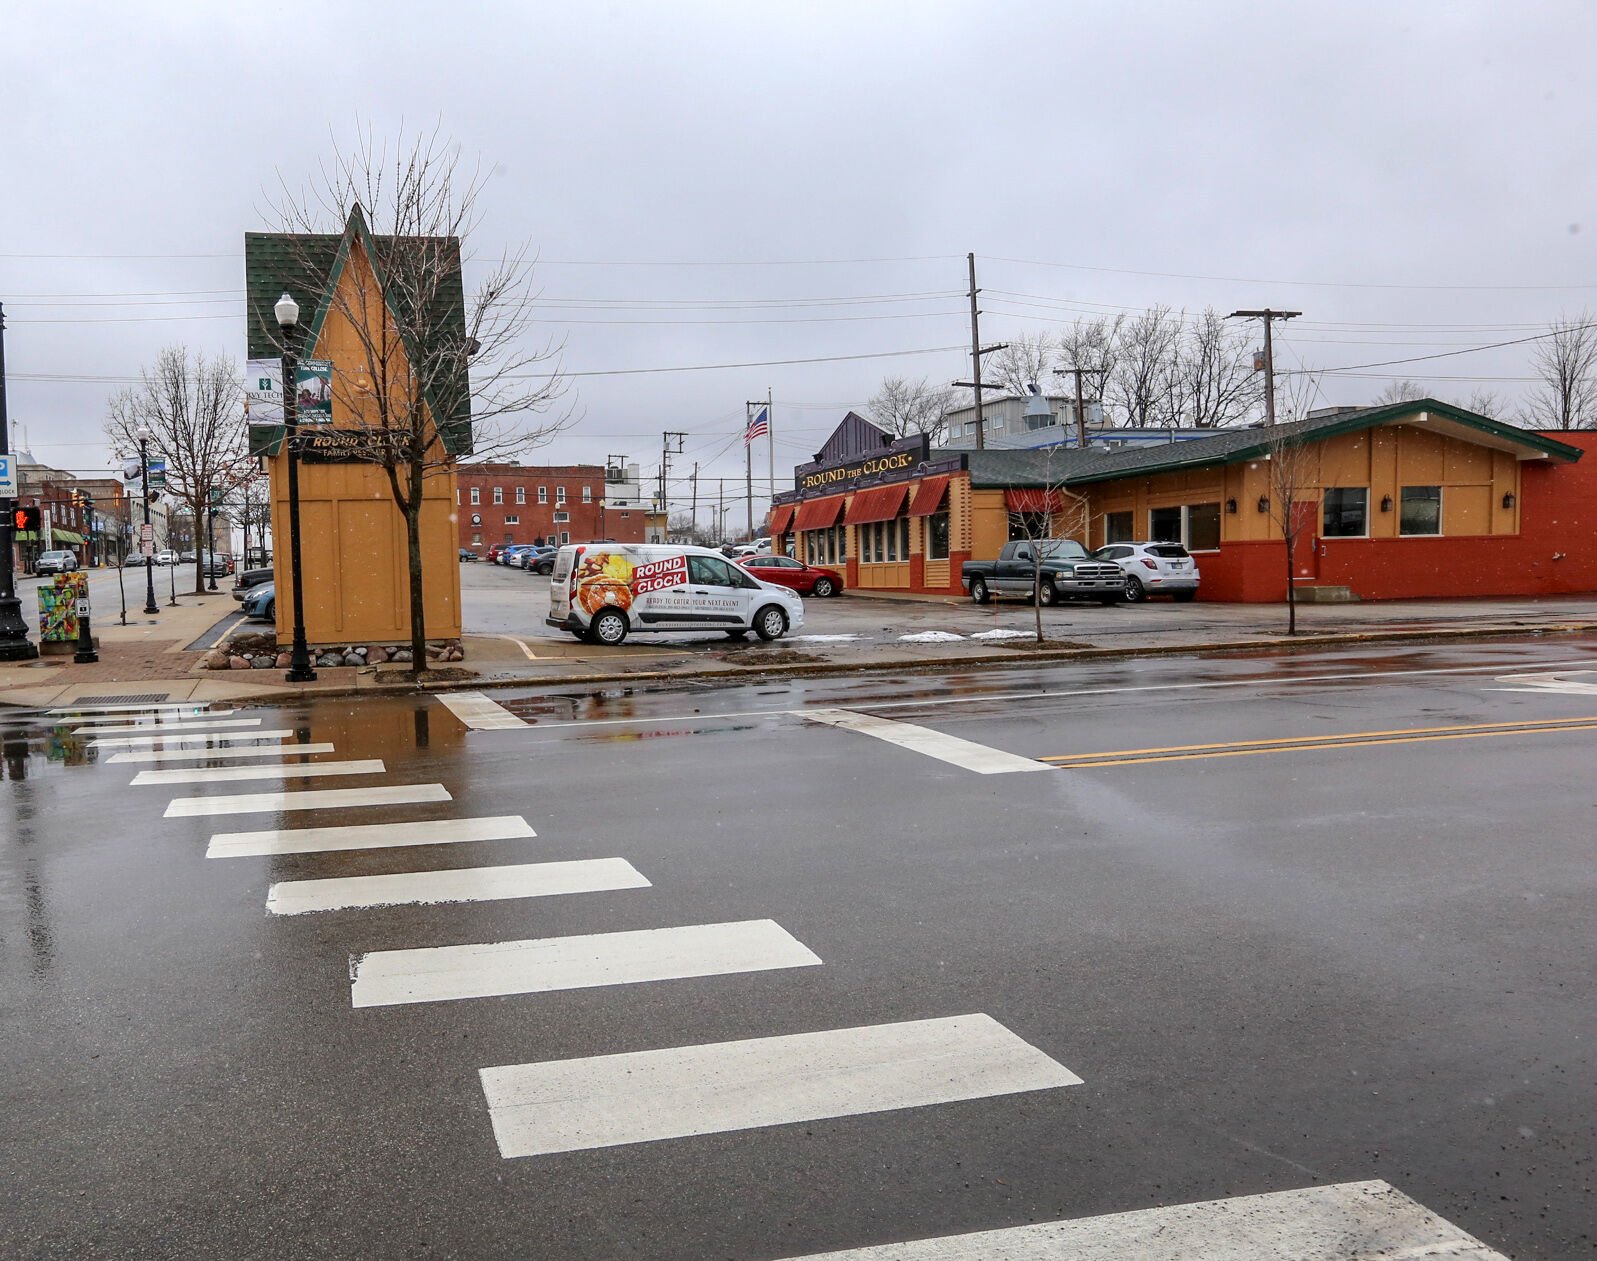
[205, 493, 218, 592]
[0, 301, 39, 661]
[275, 292, 316, 683]
[138, 423, 160, 616]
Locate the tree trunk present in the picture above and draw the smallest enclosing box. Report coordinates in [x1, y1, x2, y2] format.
[1033, 554, 1044, 643]
[405, 472, 428, 677]
[1284, 531, 1296, 635]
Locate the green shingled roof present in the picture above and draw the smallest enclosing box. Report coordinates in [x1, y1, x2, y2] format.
[244, 205, 472, 459]
[953, 399, 1581, 489]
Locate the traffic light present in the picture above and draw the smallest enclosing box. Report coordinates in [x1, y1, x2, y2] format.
[11, 505, 40, 533]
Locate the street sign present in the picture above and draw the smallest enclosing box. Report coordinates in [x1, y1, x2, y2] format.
[138, 522, 154, 542]
[0, 453, 15, 497]
[75, 598, 90, 617]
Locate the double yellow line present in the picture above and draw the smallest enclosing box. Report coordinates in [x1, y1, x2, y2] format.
[1041, 715, 1597, 769]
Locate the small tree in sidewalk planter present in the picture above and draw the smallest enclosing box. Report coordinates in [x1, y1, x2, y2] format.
[1004, 446, 1091, 644]
[1259, 372, 1323, 636]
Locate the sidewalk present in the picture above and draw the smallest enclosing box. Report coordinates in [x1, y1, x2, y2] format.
[4, 592, 1596, 709]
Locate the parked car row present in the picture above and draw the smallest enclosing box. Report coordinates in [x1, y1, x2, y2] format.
[962, 539, 1201, 605]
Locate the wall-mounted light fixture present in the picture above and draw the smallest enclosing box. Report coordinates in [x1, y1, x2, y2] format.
[1502, 492, 1516, 509]
[1225, 498, 1238, 514]
[1256, 495, 1270, 514]
[1380, 494, 1394, 512]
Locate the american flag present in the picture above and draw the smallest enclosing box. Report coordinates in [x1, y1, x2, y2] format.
[744, 406, 769, 446]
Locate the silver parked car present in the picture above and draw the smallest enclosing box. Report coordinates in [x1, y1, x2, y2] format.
[32, 549, 79, 576]
[1091, 541, 1201, 602]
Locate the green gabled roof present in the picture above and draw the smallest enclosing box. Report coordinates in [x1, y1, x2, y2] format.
[947, 399, 1582, 492]
[244, 205, 472, 458]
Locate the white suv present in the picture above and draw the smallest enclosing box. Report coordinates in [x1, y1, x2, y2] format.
[32, 550, 79, 576]
[1092, 541, 1200, 602]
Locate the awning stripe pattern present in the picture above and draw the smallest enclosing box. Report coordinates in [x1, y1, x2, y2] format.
[844, 484, 908, 525]
[907, 476, 950, 517]
[1004, 489, 1063, 514]
[767, 505, 795, 536]
[792, 496, 845, 531]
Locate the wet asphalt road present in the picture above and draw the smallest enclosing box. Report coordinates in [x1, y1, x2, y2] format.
[2, 638, 1595, 1259]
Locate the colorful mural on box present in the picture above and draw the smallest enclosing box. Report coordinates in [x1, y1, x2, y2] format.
[37, 573, 87, 641]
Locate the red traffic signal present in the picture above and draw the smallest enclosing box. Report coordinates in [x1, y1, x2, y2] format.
[12, 505, 41, 532]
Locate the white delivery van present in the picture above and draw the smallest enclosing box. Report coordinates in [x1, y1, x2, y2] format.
[546, 543, 806, 645]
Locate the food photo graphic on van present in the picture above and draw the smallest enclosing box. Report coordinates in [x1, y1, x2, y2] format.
[548, 544, 805, 645]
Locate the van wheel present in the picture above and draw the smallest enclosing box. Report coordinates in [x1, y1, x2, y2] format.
[754, 606, 789, 641]
[971, 576, 990, 604]
[590, 610, 629, 645]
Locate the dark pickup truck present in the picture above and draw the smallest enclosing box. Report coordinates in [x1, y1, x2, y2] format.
[962, 539, 1126, 606]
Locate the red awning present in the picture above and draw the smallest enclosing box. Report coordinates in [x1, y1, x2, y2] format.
[768, 504, 795, 536]
[907, 475, 950, 517]
[792, 495, 845, 531]
[1005, 488, 1064, 514]
[844, 483, 909, 525]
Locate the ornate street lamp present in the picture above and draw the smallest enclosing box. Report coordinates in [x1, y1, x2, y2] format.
[138, 422, 160, 616]
[275, 293, 317, 683]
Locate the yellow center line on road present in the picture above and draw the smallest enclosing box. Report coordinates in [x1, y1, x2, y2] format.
[1043, 717, 1597, 768]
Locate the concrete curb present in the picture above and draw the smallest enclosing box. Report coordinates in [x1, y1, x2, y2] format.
[11, 618, 1584, 710]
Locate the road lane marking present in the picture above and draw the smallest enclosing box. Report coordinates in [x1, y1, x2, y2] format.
[78, 718, 262, 736]
[492, 634, 538, 661]
[207, 814, 536, 858]
[1494, 669, 1597, 695]
[1045, 718, 1597, 768]
[90, 730, 295, 749]
[165, 783, 451, 818]
[71, 710, 238, 726]
[479, 1013, 1079, 1159]
[501, 657, 1597, 732]
[131, 758, 385, 786]
[109, 743, 337, 764]
[268, 858, 649, 915]
[805, 708, 1052, 774]
[438, 691, 530, 730]
[350, 919, 821, 1009]
[770, 1179, 1507, 1259]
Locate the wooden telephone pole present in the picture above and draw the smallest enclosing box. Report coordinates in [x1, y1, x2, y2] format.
[1227, 309, 1301, 425]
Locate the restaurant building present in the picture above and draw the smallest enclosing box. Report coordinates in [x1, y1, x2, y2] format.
[768, 402, 1595, 603]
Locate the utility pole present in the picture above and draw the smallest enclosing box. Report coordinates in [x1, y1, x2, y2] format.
[1053, 363, 1107, 448]
[0, 302, 37, 660]
[717, 479, 725, 545]
[1228, 309, 1301, 426]
[659, 431, 685, 542]
[689, 462, 699, 544]
[952, 253, 1007, 450]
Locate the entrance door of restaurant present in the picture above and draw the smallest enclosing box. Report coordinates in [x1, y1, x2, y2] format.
[1290, 500, 1320, 580]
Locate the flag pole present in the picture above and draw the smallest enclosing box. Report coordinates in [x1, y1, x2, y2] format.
[766, 386, 774, 529]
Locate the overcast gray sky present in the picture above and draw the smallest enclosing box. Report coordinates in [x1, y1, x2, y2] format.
[4, 0, 1594, 512]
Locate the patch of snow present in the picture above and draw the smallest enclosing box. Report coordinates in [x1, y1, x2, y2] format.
[793, 634, 865, 643]
[897, 631, 966, 643]
[971, 628, 1032, 640]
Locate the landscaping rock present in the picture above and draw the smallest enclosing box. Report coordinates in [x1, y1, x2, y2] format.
[366, 647, 388, 664]
[316, 652, 342, 668]
[250, 656, 273, 669]
[201, 649, 230, 671]
[275, 653, 292, 668]
[228, 656, 252, 670]
[342, 653, 364, 667]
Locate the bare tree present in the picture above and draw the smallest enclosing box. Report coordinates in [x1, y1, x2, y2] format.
[1523, 313, 1597, 430]
[1459, 388, 1503, 418]
[105, 347, 251, 595]
[866, 376, 958, 443]
[1108, 306, 1180, 427]
[986, 330, 1057, 399]
[1175, 308, 1261, 428]
[1262, 371, 1324, 635]
[269, 127, 568, 674]
[226, 468, 272, 568]
[1002, 449, 1092, 643]
[1375, 379, 1427, 405]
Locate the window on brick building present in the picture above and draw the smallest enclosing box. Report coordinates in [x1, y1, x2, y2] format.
[493, 487, 503, 505]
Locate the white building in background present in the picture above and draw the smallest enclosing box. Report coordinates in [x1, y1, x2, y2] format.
[940, 392, 1214, 451]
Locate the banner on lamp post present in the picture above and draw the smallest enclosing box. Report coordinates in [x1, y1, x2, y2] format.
[246, 359, 332, 426]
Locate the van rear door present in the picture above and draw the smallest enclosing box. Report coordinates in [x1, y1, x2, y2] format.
[549, 547, 578, 622]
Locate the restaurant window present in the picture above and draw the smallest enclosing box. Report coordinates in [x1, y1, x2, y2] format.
[538, 487, 548, 504]
[1400, 486, 1441, 536]
[470, 487, 480, 505]
[885, 520, 898, 562]
[1105, 511, 1133, 543]
[515, 487, 526, 504]
[1149, 505, 1182, 541]
[1186, 502, 1221, 551]
[1323, 487, 1369, 537]
[1008, 513, 1049, 542]
[927, 511, 950, 560]
[899, 518, 911, 558]
[493, 487, 503, 505]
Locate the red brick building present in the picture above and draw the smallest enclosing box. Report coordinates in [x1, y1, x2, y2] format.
[455, 463, 646, 551]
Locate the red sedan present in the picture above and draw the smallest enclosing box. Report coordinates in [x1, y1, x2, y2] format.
[739, 554, 844, 597]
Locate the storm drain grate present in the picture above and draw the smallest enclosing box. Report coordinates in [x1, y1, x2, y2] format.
[69, 693, 174, 706]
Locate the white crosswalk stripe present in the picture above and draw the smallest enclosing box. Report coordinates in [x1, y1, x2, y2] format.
[90, 730, 295, 748]
[110, 743, 337, 764]
[131, 758, 384, 786]
[71, 709, 239, 725]
[80, 718, 263, 736]
[804, 709, 1052, 774]
[350, 919, 821, 1008]
[437, 692, 529, 729]
[206, 814, 536, 858]
[479, 1013, 1079, 1159]
[768, 1179, 1508, 1259]
[49, 702, 216, 717]
[165, 783, 451, 818]
[267, 858, 650, 915]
